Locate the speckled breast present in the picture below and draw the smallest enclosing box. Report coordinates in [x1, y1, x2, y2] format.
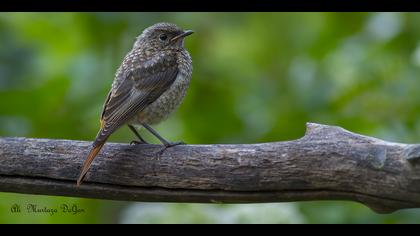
[135, 50, 192, 125]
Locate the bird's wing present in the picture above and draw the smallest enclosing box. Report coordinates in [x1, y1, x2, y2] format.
[96, 56, 179, 143]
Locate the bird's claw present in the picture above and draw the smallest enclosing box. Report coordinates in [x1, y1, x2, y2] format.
[130, 140, 148, 145]
[164, 141, 186, 147]
[155, 141, 185, 156]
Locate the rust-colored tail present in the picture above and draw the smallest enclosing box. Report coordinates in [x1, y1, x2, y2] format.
[77, 141, 106, 186]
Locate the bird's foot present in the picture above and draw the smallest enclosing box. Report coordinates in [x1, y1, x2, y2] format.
[130, 140, 149, 145]
[156, 141, 186, 156]
[165, 141, 186, 147]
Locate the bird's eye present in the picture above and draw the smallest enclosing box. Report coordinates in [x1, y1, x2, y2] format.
[159, 34, 168, 41]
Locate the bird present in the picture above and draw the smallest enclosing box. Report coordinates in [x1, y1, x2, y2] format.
[77, 22, 193, 186]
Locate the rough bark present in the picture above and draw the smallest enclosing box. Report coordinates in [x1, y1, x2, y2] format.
[1, 123, 420, 213]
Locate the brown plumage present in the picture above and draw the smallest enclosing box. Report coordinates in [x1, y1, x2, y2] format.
[77, 23, 193, 186]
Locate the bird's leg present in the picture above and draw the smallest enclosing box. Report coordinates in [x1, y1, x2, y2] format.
[141, 123, 185, 148]
[128, 125, 149, 145]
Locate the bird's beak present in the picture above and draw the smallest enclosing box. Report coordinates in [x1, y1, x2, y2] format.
[171, 30, 194, 42]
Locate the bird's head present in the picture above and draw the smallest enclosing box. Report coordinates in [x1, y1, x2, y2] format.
[134, 22, 193, 51]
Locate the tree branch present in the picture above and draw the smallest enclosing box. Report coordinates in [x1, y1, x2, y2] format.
[1, 123, 420, 213]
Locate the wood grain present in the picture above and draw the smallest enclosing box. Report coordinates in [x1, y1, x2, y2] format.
[1, 123, 420, 213]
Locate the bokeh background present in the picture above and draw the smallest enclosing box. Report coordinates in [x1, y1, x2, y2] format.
[1, 12, 420, 223]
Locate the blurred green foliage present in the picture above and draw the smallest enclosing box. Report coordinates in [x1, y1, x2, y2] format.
[1, 12, 420, 223]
